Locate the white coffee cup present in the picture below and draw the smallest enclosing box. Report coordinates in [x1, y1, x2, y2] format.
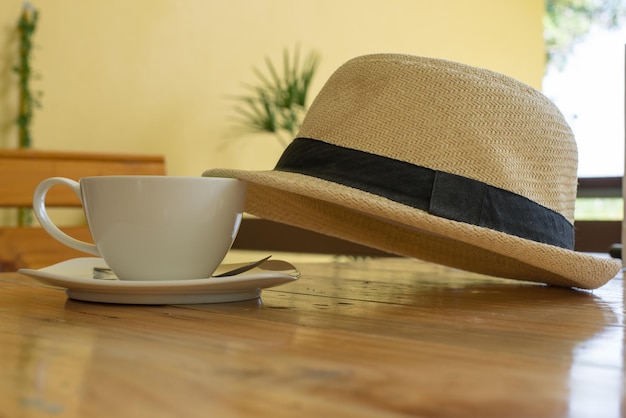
[33, 176, 247, 281]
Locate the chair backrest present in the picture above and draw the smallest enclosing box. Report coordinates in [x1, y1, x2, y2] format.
[574, 177, 622, 253]
[0, 149, 166, 270]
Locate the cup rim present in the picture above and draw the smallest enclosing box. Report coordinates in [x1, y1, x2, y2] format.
[79, 175, 243, 182]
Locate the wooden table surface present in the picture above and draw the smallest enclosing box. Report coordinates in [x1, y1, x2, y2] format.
[1, 257, 624, 418]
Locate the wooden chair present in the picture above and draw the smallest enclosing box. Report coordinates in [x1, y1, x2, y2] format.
[574, 177, 622, 254]
[0, 149, 166, 271]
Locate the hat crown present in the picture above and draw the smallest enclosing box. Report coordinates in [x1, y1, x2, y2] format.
[297, 54, 578, 223]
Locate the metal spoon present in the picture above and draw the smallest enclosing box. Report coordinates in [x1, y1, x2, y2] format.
[93, 255, 273, 280]
[211, 255, 273, 277]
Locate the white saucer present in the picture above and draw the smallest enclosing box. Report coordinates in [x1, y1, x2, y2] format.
[19, 257, 300, 305]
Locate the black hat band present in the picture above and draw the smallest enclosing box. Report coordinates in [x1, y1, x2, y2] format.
[275, 137, 574, 250]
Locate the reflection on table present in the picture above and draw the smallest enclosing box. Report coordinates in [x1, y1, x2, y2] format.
[0, 256, 623, 417]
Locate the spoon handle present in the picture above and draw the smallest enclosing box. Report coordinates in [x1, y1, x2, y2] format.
[211, 255, 273, 277]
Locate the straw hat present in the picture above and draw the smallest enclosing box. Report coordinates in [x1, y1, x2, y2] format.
[205, 53, 621, 289]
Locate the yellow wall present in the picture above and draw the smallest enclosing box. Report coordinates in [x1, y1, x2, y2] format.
[0, 0, 545, 177]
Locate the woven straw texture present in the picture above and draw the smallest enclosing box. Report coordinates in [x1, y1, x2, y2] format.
[298, 54, 578, 223]
[205, 54, 621, 289]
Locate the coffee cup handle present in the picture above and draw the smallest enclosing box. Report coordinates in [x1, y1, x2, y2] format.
[32, 177, 101, 257]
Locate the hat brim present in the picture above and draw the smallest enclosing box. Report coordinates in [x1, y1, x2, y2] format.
[204, 168, 621, 289]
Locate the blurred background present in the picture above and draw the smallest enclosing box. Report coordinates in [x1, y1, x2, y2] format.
[2, 0, 624, 222]
[0, 0, 545, 176]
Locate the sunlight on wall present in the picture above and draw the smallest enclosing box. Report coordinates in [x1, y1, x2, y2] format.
[0, 0, 545, 177]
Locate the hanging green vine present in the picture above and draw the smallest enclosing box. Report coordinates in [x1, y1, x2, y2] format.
[13, 4, 41, 149]
[13, 4, 41, 227]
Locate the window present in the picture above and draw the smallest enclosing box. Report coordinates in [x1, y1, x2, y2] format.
[543, 27, 625, 179]
[543, 25, 625, 221]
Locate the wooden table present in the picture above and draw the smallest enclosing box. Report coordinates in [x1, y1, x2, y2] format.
[1, 257, 624, 418]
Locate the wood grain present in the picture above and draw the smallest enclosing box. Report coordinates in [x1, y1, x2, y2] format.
[0, 149, 166, 207]
[0, 257, 623, 417]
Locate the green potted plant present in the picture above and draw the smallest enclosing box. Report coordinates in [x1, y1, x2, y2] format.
[231, 45, 320, 147]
